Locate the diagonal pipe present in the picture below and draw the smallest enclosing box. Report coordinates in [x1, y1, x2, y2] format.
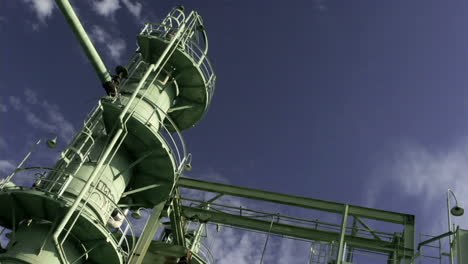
[55, 0, 112, 84]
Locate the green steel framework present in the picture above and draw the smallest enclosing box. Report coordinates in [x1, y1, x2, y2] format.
[0, 1, 461, 264]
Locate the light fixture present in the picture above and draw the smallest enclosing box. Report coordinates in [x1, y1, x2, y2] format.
[131, 208, 143, 219]
[46, 136, 58, 149]
[451, 205, 464, 217]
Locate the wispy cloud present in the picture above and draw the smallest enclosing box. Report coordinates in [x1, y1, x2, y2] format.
[0, 160, 15, 175]
[92, 0, 121, 17]
[208, 226, 266, 263]
[9, 96, 21, 111]
[24, 88, 39, 104]
[91, 0, 143, 20]
[0, 102, 7, 113]
[21, 0, 55, 22]
[90, 25, 126, 63]
[121, 0, 142, 19]
[367, 139, 468, 234]
[184, 170, 332, 263]
[6, 89, 76, 142]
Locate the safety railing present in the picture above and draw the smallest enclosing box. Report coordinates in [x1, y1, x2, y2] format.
[187, 239, 216, 264]
[56, 102, 103, 178]
[140, 11, 216, 105]
[140, 98, 188, 174]
[0, 167, 136, 260]
[140, 7, 187, 42]
[184, 40, 216, 102]
[417, 233, 447, 264]
[118, 54, 188, 175]
[181, 197, 397, 243]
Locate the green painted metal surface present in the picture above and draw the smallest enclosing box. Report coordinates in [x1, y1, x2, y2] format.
[178, 177, 416, 263]
[0, 221, 84, 264]
[178, 177, 414, 224]
[59, 137, 133, 222]
[0, 189, 124, 264]
[138, 11, 216, 131]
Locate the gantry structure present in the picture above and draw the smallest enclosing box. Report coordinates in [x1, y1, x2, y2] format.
[0, 1, 467, 264]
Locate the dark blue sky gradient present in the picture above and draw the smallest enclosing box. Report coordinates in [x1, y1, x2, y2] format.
[2, 0, 468, 253]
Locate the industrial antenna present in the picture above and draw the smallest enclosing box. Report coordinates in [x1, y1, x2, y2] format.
[1, 1, 468, 264]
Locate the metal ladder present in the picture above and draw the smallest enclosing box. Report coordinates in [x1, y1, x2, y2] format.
[44, 103, 103, 195]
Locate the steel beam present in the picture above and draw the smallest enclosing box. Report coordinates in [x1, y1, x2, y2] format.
[337, 205, 349, 263]
[129, 202, 165, 264]
[180, 206, 413, 258]
[178, 177, 413, 224]
[403, 217, 416, 264]
[356, 217, 383, 241]
[169, 196, 186, 247]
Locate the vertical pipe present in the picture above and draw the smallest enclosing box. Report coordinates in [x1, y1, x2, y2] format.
[54, 0, 112, 83]
[190, 223, 204, 252]
[337, 204, 349, 264]
[447, 190, 454, 264]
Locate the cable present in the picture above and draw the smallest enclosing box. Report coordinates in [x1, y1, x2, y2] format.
[259, 215, 275, 264]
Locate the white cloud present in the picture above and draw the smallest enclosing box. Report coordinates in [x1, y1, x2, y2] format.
[92, 0, 121, 17]
[91, 0, 143, 20]
[0, 160, 15, 174]
[90, 25, 126, 62]
[368, 139, 468, 234]
[183, 171, 329, 263]
[107, 40, 126, 62]
[6, 90, 76, 142]
[24, 88, 39, 104]
[0, 103, 7, 113]
[22, 0, 55, 22]
[42, 101, 76, 140]
[9, 96, 22, 111]
[203, 225, 266, 263]
[90, 25, 108, 43]
[24, 109, 56, 132]
[121, 0, 142, 18]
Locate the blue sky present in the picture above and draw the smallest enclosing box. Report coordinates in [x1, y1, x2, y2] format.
[2, 0, 468, 263]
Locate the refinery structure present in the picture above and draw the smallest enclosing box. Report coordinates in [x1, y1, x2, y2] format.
[0, 1, 467, 264]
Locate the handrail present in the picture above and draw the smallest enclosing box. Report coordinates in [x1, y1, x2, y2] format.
[187, 239, 215, 264]
[180, 197, 397, 242]
[140, 12, 216, 106]
[120, 55, 188, 175]
[0, 167, 136, 260]
[133, 95, 187, 174]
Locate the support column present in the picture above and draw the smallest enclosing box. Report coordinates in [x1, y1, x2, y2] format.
[337, 204, 349, 264]
[129, 201, 166, 264]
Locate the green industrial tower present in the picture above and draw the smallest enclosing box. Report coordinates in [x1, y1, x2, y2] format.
[1, 1, 468, 264]
[0, 2, 214, 264]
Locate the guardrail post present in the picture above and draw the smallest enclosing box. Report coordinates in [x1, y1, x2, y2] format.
[337, 204, 349, 264]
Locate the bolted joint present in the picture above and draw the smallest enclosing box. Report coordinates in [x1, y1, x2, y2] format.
[405, 215, 415, 225]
